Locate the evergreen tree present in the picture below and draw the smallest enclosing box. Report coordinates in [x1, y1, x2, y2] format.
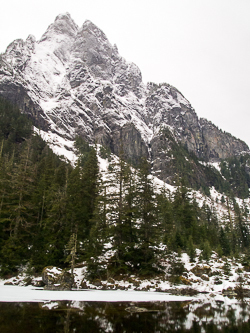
[187, 236, 196, 262]
[157, 187, 174, 245]
[172, 183, 197, 248]
[105, 148, 136, 274]
[135, 158, 159, 275]
[234, 200, 250, 250]
[67, 142, 99, 264]
[201, 240, 212, 261]
[65, 232, 77, 279]
[219, 227, 231, 256]
[85, 178, 109, 279]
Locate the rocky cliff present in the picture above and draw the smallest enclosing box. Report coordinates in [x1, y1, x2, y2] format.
[0, 13, 248, 184]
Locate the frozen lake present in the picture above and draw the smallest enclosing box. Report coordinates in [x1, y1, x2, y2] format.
[0, 286, 250, 332]
[0, 285, 193, 302]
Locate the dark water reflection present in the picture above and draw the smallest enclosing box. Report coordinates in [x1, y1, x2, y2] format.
[0, 298, 250, 332]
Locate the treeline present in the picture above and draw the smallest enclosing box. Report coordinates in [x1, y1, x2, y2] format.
[0, 97, 249, 278]
[86, 154, 250, 279]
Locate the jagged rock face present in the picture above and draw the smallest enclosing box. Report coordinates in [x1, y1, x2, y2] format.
[146, 82, 248, 160]
[0, 13, 248, 177]
[112, 123, 149, 165]
[199, 118, 248, 160]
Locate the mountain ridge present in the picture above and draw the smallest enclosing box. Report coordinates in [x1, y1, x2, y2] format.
[1, 19, 250, 283]
[0, 13, 248, 186]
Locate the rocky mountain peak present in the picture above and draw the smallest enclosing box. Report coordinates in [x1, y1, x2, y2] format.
[26, 35, 36, 50]
[80, 19, 108, 39]
[40, 12, 78, 42]
[71, 19, 117, 82]
[0, 13, 248, 188]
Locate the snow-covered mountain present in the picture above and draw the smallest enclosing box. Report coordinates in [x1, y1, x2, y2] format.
[0, 13, 248, 184]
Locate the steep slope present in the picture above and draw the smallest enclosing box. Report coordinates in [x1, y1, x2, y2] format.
[0, 13, 248, 186]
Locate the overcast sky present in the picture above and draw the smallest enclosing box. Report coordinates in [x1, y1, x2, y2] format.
[1, 0, 250, 146]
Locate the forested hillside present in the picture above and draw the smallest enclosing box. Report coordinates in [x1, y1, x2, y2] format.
[0, 97, 250, 279]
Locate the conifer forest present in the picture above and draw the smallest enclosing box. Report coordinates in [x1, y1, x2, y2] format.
[0, 97, 250, 279]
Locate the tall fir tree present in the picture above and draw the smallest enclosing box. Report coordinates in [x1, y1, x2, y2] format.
[135, 158, 160, 275]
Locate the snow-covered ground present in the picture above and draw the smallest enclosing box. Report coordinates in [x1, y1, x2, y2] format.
[1, 250, 250, 301]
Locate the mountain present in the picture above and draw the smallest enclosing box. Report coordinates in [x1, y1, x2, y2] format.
[0, 13, 249, 189]
[1, 14, 250, 282]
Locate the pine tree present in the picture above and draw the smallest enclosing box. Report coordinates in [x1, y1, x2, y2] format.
[0, 139, 38, 274]
[234, 200, 250, 250]
[201, 240, 212, 261]
[66, 142, 99, 266]
[0, 145, 15, 247]
[157, 187, 174, 245]
[105, 149, 134, 274]
[92, 147, 140, 276]
[85, 177, 109, 279]
[4, 139, 37, 238]
[172, 183, 198, 249]
[80, 147, 99, 233]
[29, 147, 71, 271]
[187, 236, 196, 262]
[135, 158, 159, 276]
[219, 227, 231, 256]
[65, 232, 77, 279]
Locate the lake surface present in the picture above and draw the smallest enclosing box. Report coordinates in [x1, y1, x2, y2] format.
[0, 298, 250, 332]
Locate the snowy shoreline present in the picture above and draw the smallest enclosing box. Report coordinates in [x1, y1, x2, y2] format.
[1, 251, 250, 303]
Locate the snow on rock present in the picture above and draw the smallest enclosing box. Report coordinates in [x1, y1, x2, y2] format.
[1, 12, 247, 176]
[34, 127, 76, 164]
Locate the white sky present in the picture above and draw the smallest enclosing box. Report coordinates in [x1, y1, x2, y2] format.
[1, 0, 250, 147]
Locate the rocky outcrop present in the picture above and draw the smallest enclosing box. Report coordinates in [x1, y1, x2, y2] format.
[199, 118, 248, 160]
[112, 123, 149, 165]
[42, 266, 74, 290]
[146, 82, 248, 162]
[0, 13, 248, 174]
[0, 82, 48, 130]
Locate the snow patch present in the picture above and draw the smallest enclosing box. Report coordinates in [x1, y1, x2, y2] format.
[34, 127, 76, 164]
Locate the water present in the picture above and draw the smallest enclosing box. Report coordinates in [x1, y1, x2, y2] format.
[0, 298, 250, 332]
